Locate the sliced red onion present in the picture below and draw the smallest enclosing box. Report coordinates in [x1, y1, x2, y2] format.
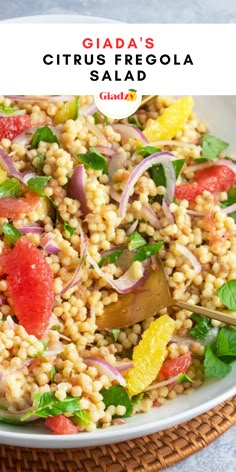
[108, 153, 127, 180]
[115, 362, 133, 372]
[119, 152, 175, 219]
[0, 148, 36, 183]
[87, 253, 145, 294]
[40, 234, 60, 255]
[83, 356, 126, 386]
[112, 418, 126, 425]
[5, 316, 15, 329]
[175, 243, 202, 274]
[0, 296, 7, 306]
[0, 407, 38, 422]
[112, 124, 148, 143]
[215, 158, 236, 173]
[0, 109, 26, 118]
[109, 187, 121, 203]
[162, 199, 175, 224]
[67, 165, 89, 217]
[5, 95, 75, 103]
[186, 209, 205, 217]
[94, 146, 114, 157]
[42, 340, 64, 357]
[60, 226, 88, 294]
[79, 100, 98, 117]
[140, 203, 162, 229]
[19, 225, 44, 234]
[100, 245, 125, 258]
[144, 374, 180, 392]
[127, 219, 139, 236]
[221, 203, 236, 215]
[86, 122, 108, 146]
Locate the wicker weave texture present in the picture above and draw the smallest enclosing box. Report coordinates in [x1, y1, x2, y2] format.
[0, 396, 236, 472]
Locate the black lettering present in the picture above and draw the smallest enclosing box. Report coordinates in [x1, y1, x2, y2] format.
[125, 55, 133, 65]
[102, 70, 112, 81]
[184, 54, 193, 65]
[160, 54, 171, 65]
[115, 54, 122, 65]
[90, 70, 99, 81]
[74, 55, 81, 65]
[137, 70, 146, 81]
[97, 54, 106, 65]
[62, 54, 71, 65]
[146, 54, 156, 65]
[43, 54, 53, 65]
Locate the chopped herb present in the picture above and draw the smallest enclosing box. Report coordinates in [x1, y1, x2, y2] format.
[93, 111, 108, 124]
[201, 134, 229, 161]
[98, 249, 124, 268]
[2, 222, 22, 244]
[136, 145, 161, 157]
[51, 324, 62, 331]
[133, 241, 164, 262]
[101, 385, 133, 418]
[189, 313, 213, 341]
[77, 147, 108, 174]
[72, 410, 91, 427]
[221, 187, 236, 209]
[30, 341, 47, 358]
[0, 104, 20, 115]
[178, 373, 193, 384]
[0, 417, 25, 425]
[64, 222, 75, 237]
[0, 178, 20, 198]
[21, 392, 81, 421]
[128, 231, 146, 251]
[131, 392, 145, 407]
[27, 176, 51, 196]
[128, 116, 143, 129]
[50, 366, 57, 383]
[204, 345, 232, 378]
[31, 126, 60, 149]
[112, 329, 120, 342]
[33, 152, 46, 174]
[45, 196, 58, 225]
[214, 327, 236, 362]
[217, 280, 236, 311]
[173, 159, 185, 178]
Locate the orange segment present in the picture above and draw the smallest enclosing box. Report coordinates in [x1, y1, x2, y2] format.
[143, 96, 194, 142]
[126, 314, 175, 396]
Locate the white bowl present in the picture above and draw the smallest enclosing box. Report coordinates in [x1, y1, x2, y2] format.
[0, 91, 235, 447]
[0, 14, 118, 24]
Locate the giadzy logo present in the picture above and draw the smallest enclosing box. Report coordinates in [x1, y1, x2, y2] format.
[99, 89, 138, 101]
[95, 89, 142, 119]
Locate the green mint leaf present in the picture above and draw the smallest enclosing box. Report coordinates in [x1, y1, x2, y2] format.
[93, 111, 108, 124]
[201, 134, 229, 161]
[45, 196, 58, 225]
[136, 145, 161, 157]
[64, 222, 75, 237]
[32, 392, 81, 418]
[128, 231, 147, 251]
[33, 152, 46, 174]
[27, 176, 51, 196]
[0, 178, 20, 198]
[172, 159, 185, 178]
[178, 373, 194, 384]
[112, 329, 120, 342]
[204, 345, 232, 378]
[101, 385, 133, 418]
[2, 222, 22, 244]
[31, 126, 60, 149]
[77, 147, 108, 174]
[133, 241, 164, 262]
[72, 410, 91, 427]
[215, 327, 236, 361]
[189, 313, 213, 341]
[217, 280, 236, 311]
[98, 249, 124, 268]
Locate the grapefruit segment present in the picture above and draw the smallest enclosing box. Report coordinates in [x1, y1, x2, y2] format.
[0, 237, 54, 338]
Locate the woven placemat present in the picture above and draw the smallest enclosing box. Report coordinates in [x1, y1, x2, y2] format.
[0, 395, 236, 472]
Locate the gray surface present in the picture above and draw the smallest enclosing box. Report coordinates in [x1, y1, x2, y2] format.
[0, 0, 236, 22]
[0, 0, 236, 471]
